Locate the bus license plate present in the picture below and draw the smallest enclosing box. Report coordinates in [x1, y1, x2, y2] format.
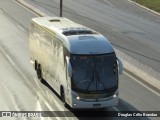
[93, 103, 101, 107]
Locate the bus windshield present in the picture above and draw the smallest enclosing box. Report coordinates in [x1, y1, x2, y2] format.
[70, 53, 118, 93]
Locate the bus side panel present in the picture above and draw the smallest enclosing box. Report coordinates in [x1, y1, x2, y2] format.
[29, 21, 67, 97]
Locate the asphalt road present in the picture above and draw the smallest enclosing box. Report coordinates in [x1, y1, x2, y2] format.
[0, 0, 160, 120]
[25, 0, 160, 73]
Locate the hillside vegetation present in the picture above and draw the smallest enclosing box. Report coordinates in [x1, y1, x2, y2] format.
[132, 0, 160, 13]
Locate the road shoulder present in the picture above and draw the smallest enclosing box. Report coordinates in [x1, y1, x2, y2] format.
[128, 0, 160, 16]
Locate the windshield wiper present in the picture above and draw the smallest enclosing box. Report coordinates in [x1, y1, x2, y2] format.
[94, 56, 107, 90]
[95, 70, 107, 90]
[86, 69, 95, 90]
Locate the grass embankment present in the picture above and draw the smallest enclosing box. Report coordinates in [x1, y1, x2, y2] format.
[132, 0, 160, 13]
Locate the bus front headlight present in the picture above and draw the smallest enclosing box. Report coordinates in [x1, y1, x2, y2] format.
[113, 94, 117, 98]
[113, 90, 119, 98]
[73, 94, 80, 100]
[76, 96, 80, 100]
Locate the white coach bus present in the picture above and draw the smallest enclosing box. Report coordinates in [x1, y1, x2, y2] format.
[29, 17, 123, 109]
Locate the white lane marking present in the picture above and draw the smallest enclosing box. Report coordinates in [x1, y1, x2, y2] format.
[33, 77, 64, 111]
[2, 8, 7, 13]
[17, 24, 25, 32]
[36, 101, 42, 110]
[128, 0, 160, 17]
[37, 92, 61, 120]
[3, 85, 20, 111]
[33, 77, 41, 88]
[112, 107, 120, 112]
[78, 12, 85, 17]
[48, 93, 64, 111]
[0, 48, 16, 67]
[13, 0, 38, 16]
[44, 102, 61, 120]
[124, 71, 160, 97]
[36, 101, 45, 120]
[34, 77, 64, 112]
[0, 47, 33, 95]
[104, 0, 115, 6]
[0, 9, 4, 13]
[33, 76, 64, 111]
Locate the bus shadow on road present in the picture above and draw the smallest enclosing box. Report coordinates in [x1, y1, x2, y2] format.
[40, 78, 61, 100]
[40, 78, 151, 120]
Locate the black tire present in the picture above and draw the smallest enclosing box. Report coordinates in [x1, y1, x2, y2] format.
[61, 87, 67, 107]
[40, 78, 45, 83]
[34, 60, 37, 70]
[37, 64, 42, 80]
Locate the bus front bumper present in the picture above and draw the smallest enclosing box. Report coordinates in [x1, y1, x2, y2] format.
[71, 96, 118, 109]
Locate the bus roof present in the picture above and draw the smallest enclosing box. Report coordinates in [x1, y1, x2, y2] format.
[32, 17, 114, 54]
[66, 35, 114, 54]
[32, 17, 95, 34]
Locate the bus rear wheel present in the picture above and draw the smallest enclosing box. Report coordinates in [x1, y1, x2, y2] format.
[37, 64, 42, 80]
[34, 60, 37, 70]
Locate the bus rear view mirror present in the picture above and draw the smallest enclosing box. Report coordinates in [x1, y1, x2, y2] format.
[117, 57, 123, 74]
[66, 56, 72, 77]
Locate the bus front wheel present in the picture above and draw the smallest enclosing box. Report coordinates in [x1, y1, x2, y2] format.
[61, 87, 67, 107]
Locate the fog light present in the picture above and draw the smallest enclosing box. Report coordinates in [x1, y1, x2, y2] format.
[76, 96, 80, 100]
[74, 104, 76, 106]
[113, 95, 117, 98]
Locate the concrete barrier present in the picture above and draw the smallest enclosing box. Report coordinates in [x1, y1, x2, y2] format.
[115, 48, 160, 93]
[128, 0, 160, 16]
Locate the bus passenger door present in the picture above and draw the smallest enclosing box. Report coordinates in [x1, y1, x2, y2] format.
[65, 57, 72, 104]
